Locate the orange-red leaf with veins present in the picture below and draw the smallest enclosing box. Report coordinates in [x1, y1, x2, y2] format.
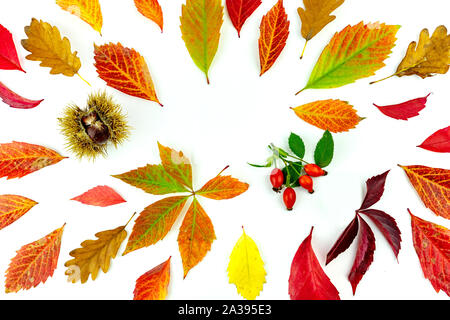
[134, 257, 171, 300]
[197, 175, 249, 200]
[134, 0, 163, 32]
[0, 195, 37, 230]
[71, 185, 126, 207]
[226, 0, 261, 37]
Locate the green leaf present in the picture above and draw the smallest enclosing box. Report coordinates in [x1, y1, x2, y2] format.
[314, 130, 334, 168]
[288, 133, 306, 158]
[282, 162, 303, 187]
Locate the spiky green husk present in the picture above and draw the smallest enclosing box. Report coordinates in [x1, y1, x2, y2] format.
[58, 92, 130, 160]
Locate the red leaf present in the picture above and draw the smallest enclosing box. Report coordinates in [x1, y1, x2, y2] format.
[289, 227, 340, 300]
[373, 94, 430, 120]
[360, 209, 401, 259]
[0, 24, 25, 72]
[0, 81, 43, 109]
[71, 185, 126, 207]
[326, 215, 359, 265]
[418, 126, 450, 153]
[359, 170, 390, 210]
[348, 215, 375, 295]
[134, 257, 171, 300]
[226, 0, 261, 37]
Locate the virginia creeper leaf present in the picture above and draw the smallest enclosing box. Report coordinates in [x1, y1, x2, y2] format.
[0, 141, 66, 180]
[134, 0, 164, 32]
[418, 126, 450, 153]
[71, 185, 126, 207]
[326, 215, 359, 265]
[197, 175, 249, 200]
[55, 0, 103, 34]
[5, 224, 65, 293]
[158, 142, 193, 190]
[288, 133, 305, 159]
[373, 94, 430, 120]
[359, 170, 390, 211]
[134, 257, 171, 300]
[226, 0, 261, 37]
[0, 195, 38, 230]
[314, 130, 334, 168]
[0, 24, 25, 72]
[289, 227, 340, 300]
[0, 81, 43, 109]
[258, 0, 289, 76]
[180, 0, 224, 84]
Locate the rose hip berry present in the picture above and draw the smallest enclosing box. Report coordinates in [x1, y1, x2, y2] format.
[270, 168, 284, 192]
[283, 187, 296, 211]
[304, 164, 327, 177]
[299, 175, 314, 193]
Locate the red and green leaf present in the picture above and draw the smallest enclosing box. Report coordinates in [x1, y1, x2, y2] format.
[158, 142, 193, 190]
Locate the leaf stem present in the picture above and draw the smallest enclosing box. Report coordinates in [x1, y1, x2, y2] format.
[77, 73, 92, 87]
[295, 87, 306, 95]
[369, 73, 395, 85]
[124, 212, 137, 228]
[300, 41, 308, 60]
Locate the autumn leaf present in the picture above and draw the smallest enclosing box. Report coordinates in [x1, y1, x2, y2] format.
[258, 0, 289, 76]
[180, 0, 223, 84]
[326, 215, 359, 265]
[409, 209, 449, 296]
[227, 228, 266, 300]
[0, 141, 66, 180]
[0, 195, 38, 230]
[197, 174, 249, 200]
[71, 185, 126, 207]
[94, 42, 162, 105]
[359, 170, 390, 211]
[158, 142, 193, 190]
[134, 257, 171, 300]
[134, 0, 164, 32]
[399, 165, 449, 219]
[291, 99, 363, 133]
[56, 0, 103, 34]
[5, 224, 65, 293]
[297, 0, 344, 59]
[226, 0, 261, 37]
[178, 198, 216, 278]
[296, 22, 400, 94]
[0, 24, 25, 72]
[289, 227, 340, 300]
[21, 18, 82, 77]
[123, 197, 188, 255]
[0, 81, 43, 109]
[373, 94, 430, 120]
[418, 126, 450, 153]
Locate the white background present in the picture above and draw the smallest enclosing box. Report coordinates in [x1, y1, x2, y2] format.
[0, 0, 449, 300]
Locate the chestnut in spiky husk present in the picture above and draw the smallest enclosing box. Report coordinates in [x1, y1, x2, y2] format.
[58, 92, 130, 159]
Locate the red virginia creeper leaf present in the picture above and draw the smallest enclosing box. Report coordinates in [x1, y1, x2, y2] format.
[348, 215, 376, 295]
[360, 209, 401, 259]
[326, 215, 359, 265]
[289, 227, 340, 300]
[0, 81, 43, 109]
[0, 24, 25, 72]
[359, 170, 390, 210]
[226, 0, 261, 37]
[373, 94, 430, 120]
[71, 185, 126, 207]
[0, 195, 38, 230]
[418, 126, 450, 153]
[134, 257, 171, 300]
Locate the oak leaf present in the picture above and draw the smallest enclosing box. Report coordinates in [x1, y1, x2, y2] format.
[373, 94, 430, 120]
[418, 126, 450, 153]
[71, 185, 126, 207]
[226, 0, 261, 37]
[134, 0, 164, 32]
[134, 257, 171, 300]
[0, 24, 25, 72]
[0, 195, 38, 230]
[0, 81, 43, 109]
[56, 0, 103, 34]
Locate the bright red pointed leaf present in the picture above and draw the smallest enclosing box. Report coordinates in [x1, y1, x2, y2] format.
[226, 0, 261, 37]
[360, 209, 401, 259]
[0, 81, 43, 109]
[289, 227, 340, 300]
[348, 215, 375, 295]
[71, 185, 126, 207]
[326, 215, 359, 265]
[0, 24, 25, 72]
[359, 170, 390, 210]
[134, 257, 171, 300]
[418, 126, 450, 153]
[373, 94, 430, 120]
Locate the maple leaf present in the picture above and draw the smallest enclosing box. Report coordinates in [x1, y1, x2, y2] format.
[409, 209, 449, 296]
[21, 18, 82, 77]
[291, 99, 363, 133]
[134, 0, 164, 32]
[227, 228, 266, 300]
[180, 0, 224, 84]
[373, 94, 430, 120]
[0, 81, 43, 109]
[289, 227, 340, 300]
[0, 141, 66, 180]
[296, 22, 400, 94]
[94, 43, 162, 105]
[0, 24, 25, 72]
[399, 165, 449, 219]
[134, 257, 171, 300]
[71, 185, 126, 207]
[5, 224, 65, 293]
[226, 0, 261, 37]
[418, 126, 450, 153]
[258, 0, 290, 76]
[56, 0, 103, 34]
[297, 0, 344, 59]
[0, 195, 38, 230]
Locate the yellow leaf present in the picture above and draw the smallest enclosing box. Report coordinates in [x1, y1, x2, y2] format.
[56, 0, 103, 34]
[227, 229, 266, 300]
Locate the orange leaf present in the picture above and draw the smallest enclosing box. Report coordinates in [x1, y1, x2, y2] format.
[291, 99, 363, 133]
[409, 209, 449, 296]
[134, 0, 163, 32]
[56, 0, 103, 34]
[258, 0, 289, 76]
[0, 195, 38, 230]
[400, 165, 450, 219]
[94, 43, 162, 106]
[197, 175, 249, 200]
[178, 198, 216, 278]
[0, 141, 66, 179]
[134, 257, 171, 300]
[157, 142, 193, 189]
[5, 224, 65, 293]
